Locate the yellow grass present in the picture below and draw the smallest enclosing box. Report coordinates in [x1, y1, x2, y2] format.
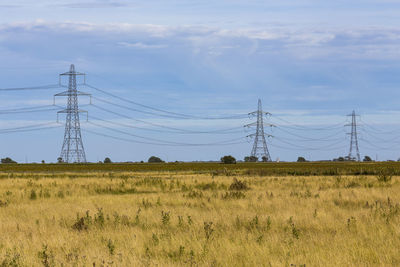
[0, 171, 399, 266]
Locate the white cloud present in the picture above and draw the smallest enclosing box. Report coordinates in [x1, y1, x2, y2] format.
[118, 42, 167, 49]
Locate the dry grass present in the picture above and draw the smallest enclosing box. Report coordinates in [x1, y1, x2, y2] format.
[0, 171, 399, 266]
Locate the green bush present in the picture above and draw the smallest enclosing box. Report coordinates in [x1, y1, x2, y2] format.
[221, 155, 236, 164]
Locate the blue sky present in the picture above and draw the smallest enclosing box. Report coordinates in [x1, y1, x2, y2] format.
[0, 0, 400, 162]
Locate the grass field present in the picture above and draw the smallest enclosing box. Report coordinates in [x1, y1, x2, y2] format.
[0, 163, 400, 266]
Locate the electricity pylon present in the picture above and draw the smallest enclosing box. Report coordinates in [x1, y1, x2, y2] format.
[345, 110, 360, 161]
[54, 64, 91, 163]
[245, 99, 273, 162]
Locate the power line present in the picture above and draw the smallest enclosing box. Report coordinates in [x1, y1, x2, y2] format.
[273, 126, 345, 141]
[273, 137, 346, 151]
[0, 122, 60, 132]
[0, 125, 62, 134]
[88, 114, 244, 135]
[83, 127, 247, 147]
[85, 83, 248, 120]
[0, 106, 58, 115]
[0, 84, 60, 91]
[90, 104, 244, 134]
[86, 120, 246, 146]
[272, 116, 346, 131]
[269, 142, 347, 151]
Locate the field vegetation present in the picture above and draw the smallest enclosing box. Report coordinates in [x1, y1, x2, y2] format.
[0, 163, 399, 266]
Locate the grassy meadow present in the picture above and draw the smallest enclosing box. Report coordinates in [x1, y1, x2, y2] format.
[0, 163, 400, 266]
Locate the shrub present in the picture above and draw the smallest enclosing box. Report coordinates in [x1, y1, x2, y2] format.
[1, 157, 16, 164]
[297, 157, 307, 162]
[221, 155, 236, 164]
[148, 156, 164, 163]
[363, 156, 373, 162]
[244, 156, 258, 162]
[104, 157, 112, 164]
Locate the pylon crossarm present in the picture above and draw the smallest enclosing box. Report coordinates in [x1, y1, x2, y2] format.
[57, 109, 88, 114]
[54, 91, 91, 97]
[60, 71, 85, 76]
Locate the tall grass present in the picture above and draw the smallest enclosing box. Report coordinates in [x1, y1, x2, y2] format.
[0, 171, 399, 266]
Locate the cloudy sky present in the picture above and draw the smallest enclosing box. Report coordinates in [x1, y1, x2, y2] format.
[0, 0, 400, 162]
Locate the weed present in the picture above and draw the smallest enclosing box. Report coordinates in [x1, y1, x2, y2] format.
[377, 168, 393, 183]
[221, 191, 246, 199]
[152, 233, 159, 246]
[229, 178, 249, 191]
[347, 216, 357, 231]
[161, 211, 171, 226]
[29, 189, 37, 200]
[187, 216, 193, 225]
[186, 190, 203, 199]
[266, 216, 272, 230]
[94, 208, 105, 227]
[288, 217, 300, 239]
[0, 249, 22, 267]
[57, 190, 65, 198]
[204, 221, 214, 240]
[0, 199, 8, 207]
[141, 198, 152, 209]
[38, 245, 54, 267]
[72, 217, 88, 231]
[178, 215, 184, 227]
[107, 239, 116, 256]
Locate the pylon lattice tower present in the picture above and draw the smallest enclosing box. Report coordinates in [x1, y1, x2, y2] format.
[245, 99, 273, 161]
[345, 110, 360, 161]
[55, 64, 91, 163]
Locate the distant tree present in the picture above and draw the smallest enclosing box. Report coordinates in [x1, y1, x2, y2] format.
[297, 156, 307, 162]
[337, 157, 345, 161]
[41, 160, 45, 164]
[244, 156, 258, 162]
[148, 156, 164, 163]
[363, 156, 372, 162]
[104, 157, 112, 164]
[57, 157, 63, 163]
[221, 155, 236, 164]
[261, 156, 269, 162]
[1, 157, 16, 164]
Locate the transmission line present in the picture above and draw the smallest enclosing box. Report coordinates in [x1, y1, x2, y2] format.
[273, 126, 345, 141]
[85, 83, 248, 120]
[272, 116, 346, 131]
[0, 84, 60, 91]
[87, 120, 246, 146]
[88, 114, 243, 135]
[90, 104, 244, 134]
[273, 137, 346, 151]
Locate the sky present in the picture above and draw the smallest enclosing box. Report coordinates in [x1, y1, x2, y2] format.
[0, 0, 400, 162]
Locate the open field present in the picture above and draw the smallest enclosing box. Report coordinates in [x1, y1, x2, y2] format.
[0, 164, 400, 266]
[1, 161, 400, 175]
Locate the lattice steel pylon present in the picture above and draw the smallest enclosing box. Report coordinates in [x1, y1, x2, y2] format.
[245, 99, 273, 162]
[54, 64, 91, 163]
[345, 110, 361, 161]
